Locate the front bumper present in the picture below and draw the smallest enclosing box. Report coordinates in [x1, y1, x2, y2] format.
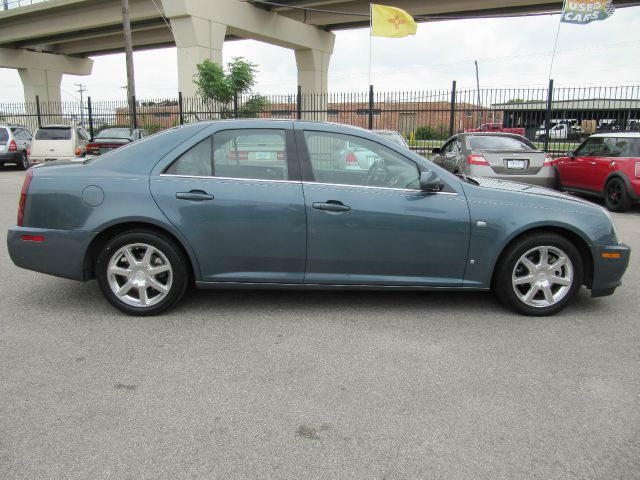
[7, 227, 96, 281]
[590, 243, 631, 297]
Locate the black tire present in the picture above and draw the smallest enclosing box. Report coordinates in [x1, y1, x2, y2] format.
[604, 177, 631, 212]
[95, 230, 190, 316]
[493, 232, 583, 316]
[17, 151, 29, 171]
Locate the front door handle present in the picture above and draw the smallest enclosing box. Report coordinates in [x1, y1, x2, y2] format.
[312, 201, 351, 212]
[176, 190, 214, 201]
[589, 161, 597, 165]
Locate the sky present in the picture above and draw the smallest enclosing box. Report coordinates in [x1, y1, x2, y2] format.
[0, 5, 639, 103]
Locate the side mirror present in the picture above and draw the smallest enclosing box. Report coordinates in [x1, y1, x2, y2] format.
[431, 147, 441, 154]
[420, 171, 445, 193]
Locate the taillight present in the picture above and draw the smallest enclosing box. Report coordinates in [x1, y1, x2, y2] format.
[86, 143, 97, 153]
[8, 139, 17, 152]
[75, 146, 82, 157]
[17, 169, 33, 227]
[467, 154, 489, 166]
[345, 151, 358, 166]
[543, 154, 556, 166]
[27, 147, 31, 156]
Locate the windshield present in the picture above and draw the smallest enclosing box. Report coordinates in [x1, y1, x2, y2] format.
[35, 127, 71, 140]
[467, 135, 534, 151]
[96, 128, 133, 139]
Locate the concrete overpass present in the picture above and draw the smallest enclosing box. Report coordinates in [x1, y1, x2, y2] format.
[0, 0, 638, 105]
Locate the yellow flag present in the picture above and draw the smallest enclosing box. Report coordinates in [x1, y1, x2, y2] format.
[371, 4, 417, 38]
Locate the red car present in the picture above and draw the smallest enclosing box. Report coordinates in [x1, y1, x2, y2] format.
[556, 133, 640, 212]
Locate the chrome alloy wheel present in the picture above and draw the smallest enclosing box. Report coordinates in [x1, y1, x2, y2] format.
[107, 243, 173, 308]
[511, 245, 574, 308]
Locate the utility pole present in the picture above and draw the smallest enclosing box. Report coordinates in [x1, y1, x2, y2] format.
[3, 1, 9, 12]
[75, 83, 87, 127]
[474, 60, 482, 126]
[122, 0, 136, 128]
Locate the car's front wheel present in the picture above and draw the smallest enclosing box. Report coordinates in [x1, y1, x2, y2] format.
[96, 230, 189, 315]
[604, 177, 631, 212]
[493, 232, 583, 316]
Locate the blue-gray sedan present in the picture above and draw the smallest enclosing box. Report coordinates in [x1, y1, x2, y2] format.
[7, 120, 630, 316]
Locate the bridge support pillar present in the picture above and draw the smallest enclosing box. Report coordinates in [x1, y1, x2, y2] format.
[295, 48, 331, 120]
[18, 68, 63, 105]
[171, 16, 226, 98]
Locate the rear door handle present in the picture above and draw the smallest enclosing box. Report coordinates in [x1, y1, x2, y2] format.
[312, 201, 351, 212]
[589, 161, 597, 165]
[176, 190, 214, 201]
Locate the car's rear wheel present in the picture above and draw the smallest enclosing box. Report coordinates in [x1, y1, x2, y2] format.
[604, 177, 631, 212]
[493, 232, 583, 316]
[96, 230, 189, 315]
[17, 151, 29, 171]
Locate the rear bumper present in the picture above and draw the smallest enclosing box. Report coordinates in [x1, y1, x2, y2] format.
[0, 152, 20, 164]
[7, 226, 96, 281]
[468, 165, 557, 189]
[589, 243, 631, 297]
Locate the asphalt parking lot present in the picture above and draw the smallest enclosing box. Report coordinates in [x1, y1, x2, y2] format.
[0, 167, 638, 480]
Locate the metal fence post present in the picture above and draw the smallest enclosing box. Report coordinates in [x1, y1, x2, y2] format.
[296, 85, 302, 120]
[368, 85, 374, 130]
[449, 80, 457, 137]
[233, 91, 239, 119]
[35, 95, 42, 128]
[131, 95, 138, 129]
[544, 78, 554, 152]
[87, 96, 94, 139]
[178, 92, 184, 125]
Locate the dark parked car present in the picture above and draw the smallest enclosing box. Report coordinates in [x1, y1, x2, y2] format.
[86, 128, 149, 157]
[432, 133, 557, 188]
[0, 124, 32, 170]
[556, 132, 640, 212]
[7, 120, 629, 317]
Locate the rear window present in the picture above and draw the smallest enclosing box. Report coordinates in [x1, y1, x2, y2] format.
[35, 127, 72, 140]
[467, 135, 533, 151]
[96, 128, 133, 139]
[0, 129, 8, 143]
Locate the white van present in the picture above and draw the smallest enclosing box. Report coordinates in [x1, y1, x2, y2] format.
[30, 125, 90, 165]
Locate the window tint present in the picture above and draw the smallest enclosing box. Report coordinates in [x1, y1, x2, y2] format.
[35, 127, 71, 140]
[213, 129, 288, 180]
[574, 137, 639, 157]
[0, 129, 8, 142]
[467, 135, 533, 150]
[165, 137, 213, 176]
[603, 137, 640, 157]
[303, 131, 420, 189]
[96, 128, 133, 139]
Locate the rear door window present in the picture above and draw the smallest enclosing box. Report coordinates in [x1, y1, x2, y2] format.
[0, 129, 8, 143]
[213, 129, 288, 180]
[35, 127, 72, 140]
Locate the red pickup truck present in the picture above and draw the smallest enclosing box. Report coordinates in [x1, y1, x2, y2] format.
[465, 123, 525, 136]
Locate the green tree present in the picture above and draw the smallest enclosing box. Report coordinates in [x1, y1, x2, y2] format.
[193, 58, 267, 119]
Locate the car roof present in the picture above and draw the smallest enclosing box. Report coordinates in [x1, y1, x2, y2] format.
[591, 132, 640, 138]
[38, 125, 74, 129]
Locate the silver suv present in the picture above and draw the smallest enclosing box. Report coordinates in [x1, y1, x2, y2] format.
[0, 125, 32, 170]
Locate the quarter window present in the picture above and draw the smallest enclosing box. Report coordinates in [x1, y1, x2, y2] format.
[165, 137, 213, 176]
[303, 131, 420, 189]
